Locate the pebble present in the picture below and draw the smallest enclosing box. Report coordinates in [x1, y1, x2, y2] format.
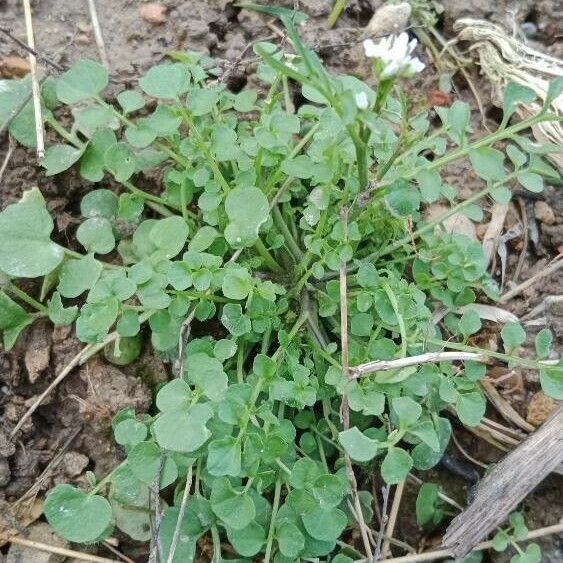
[362, 2, 411, 38]
[62, 451, 89, 478]
[526, 391, 557, 426]
[139, 3, 167, 24]
[534, 200, 556, 225]
[521, 21, 538, 39]
[0, 458, 10, 487]
[0, 56, 30, 78]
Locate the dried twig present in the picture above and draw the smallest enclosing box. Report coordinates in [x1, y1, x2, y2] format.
[22, 0, 44, 158]
[86, 0, 109, 67]
[351, 351, 486, 378]
[101, 541, 136, 563]
[443, 406, 563, 557]
[148, 453, 165, 563]
[338, 207, 373, 560]
[373, 484, 390, 561]
[0, 534, 120, 563]
[381, 481, 405, 557]
[499, 257, 563, 303]
[166, 464, 194, 563]
[0, 27, 64, 70]
[0, 138, 15, 184]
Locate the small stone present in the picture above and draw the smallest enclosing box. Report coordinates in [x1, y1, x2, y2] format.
[7, 522, 67, 563]
[425, 205, 477, 240]
[526, 391, 557, 426]
[77, 21, 92, 33]
[0, 56, 30, 78]
[75, 34, 91, 45]
[534, 200, 556, 225]
[521, 21, 537, 39]
[0, 458, 10, 487]
[363, 2, 411, 38]
[139, 3, 167, 24]
[62, 451, 89, 477]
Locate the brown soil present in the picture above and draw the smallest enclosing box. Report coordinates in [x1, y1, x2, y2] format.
[0, 0, 562, 561]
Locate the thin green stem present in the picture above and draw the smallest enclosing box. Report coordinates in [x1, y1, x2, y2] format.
[210, 525, 222, 563]
[382, 282, 407, 358]
[254, 237, 284, 274]
[327, 0, 348, 28]
[272, 206, 303, 262]
[263, 479, 282, 563]
[5, 283, 48, 313]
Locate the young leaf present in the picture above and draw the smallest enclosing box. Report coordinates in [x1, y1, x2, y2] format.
[501, 321, 526, 352]
[207, 437, 242, 477]
[338, 427, 379, 462]
[104, 142, 136, 182]
[456, 392, 486, 427]
[226, 521, 265, 557]
[210, 477, 255, 530]
[381, 447, 413, 484]
[42, 144, 85, 176]
[139, 63, 189, 99]
[469, 147, 505, 181]
[44, 484, 112, 543]
[0, 290, 34, 350]
[0, 201, 64, 277]
[302, 505, 347, 542]
[47, 291, 78, 326]
[56, 59, 108, 104]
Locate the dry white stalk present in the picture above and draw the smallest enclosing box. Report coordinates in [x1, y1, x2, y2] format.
[351, 351, 486, 378]
[22, 0, 44, 158]
[87, 0, 109, 68]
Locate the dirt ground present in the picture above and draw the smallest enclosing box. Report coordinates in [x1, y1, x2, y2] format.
[0, 0, 562, 561]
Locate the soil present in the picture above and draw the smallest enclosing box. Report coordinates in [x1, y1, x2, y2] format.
[0, 0, 562, 561]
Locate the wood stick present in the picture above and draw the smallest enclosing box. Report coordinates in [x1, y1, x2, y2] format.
[442, 405, 563, 557]
[2, 534, 120, 562]
[381, 480, 405, 558]
[499, 256, 563, 303]
[351, 351, 486, 378]
[87, 0, 109, 67]
[22, 0, 44, 158]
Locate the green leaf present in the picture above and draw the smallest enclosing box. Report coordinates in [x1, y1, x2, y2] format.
[189, 226, 219, 252]
[117, 90, 145, 114]
[127, 441, 177, 488]
[226, 521, 265, 557]
[416, 169, 442, 203]
[456, 392, 486, 426]
[535, 328, 552, 360]
[222, 267, 253, 300]
[186, 353, 228, 401]
[381, 447, 413, 484]
[80, 127, 117, 182]
[502, 82, 536, 123]
[76, 217, 115, 254]
[212, 125, 239, 161]
[139, 63, 189, 99]
[210, 477, 255, 530]
[58, 254, 103, 298]
[544, 76, 563, 107]
[47, 291, 78, 326]
[385, 179, 420, 216]
[277, 521, 305, 558]
[118, 193, 144, 220]
[44, 484, 112, 543]
[517, 171, 543, 193]
[350, 312, 374, 337]
[81, 189, 118, 219]
[187, 87, 221, 116]
[150, 216, 189, 258]
[0, 201, 64, 277]
[289, 458, 324, 489]
[338, 427, 379, 462]
[312, 474, 347, 509]
[156, 378, 191, 411]
[469, 147, 505, 181]
[104, 142, 136, 182]
[0, 289, 33, 350]
[412, 417, 451, 470]
[391, 396, 422, 427]
[540, 363, 563, 399]
[114, 419, 147, 446]
[207, 437, 242, 477]
[221, 303, 251, 337]
[56, 59, 108, 104]
[224, 187, 270, 248]
[153, 403, 213, 453]
[158, 506, 199, 562]
[501, 321, 526, 352]
[302, 505, 347, 542]
[492, 530, 509, 551]
[415, 483, 441, 526]
[459, 310, 482, 337]
[408, 421, 440, 452]
[282, 155, 314, 179]
[75, 296, 119, 343]
[42, 144, 85, 176]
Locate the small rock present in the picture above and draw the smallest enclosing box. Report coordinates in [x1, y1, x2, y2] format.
[526, 391, 557, 426]
[62, 451, 89, 478]
[0, 56, 30, 78]
[24, 321, 51, 383]
[7, 522, 67, 563]
[425, 205, 477, 240]
[0, 458, 10, 487]
[521, 21, 537, 39]
[363, 2, 411, 38]
[534, 200, 556, 225]
[74, 34, 91, 45]
[0, 429, 15, 458]
[139, 3, 167, 24]
[77, 21, 92, 33]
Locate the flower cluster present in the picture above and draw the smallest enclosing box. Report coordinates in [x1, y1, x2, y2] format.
[363, 32, 425, 79]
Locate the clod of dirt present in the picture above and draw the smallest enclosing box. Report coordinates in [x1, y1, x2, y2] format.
[526, 391, 557, 426]
[425, 205, 478, 240]
[62, 451, 89, 478]
[24, 321, 51, 383]
[0, 56, 30, 78]
[546, 295, 563, 337]
[535, 200, 556, 225]
[0, 429, 15, 458]
[362, 1, 411, 38]
[7, 522, 67, 563]
[139, 3, 167, 24]
[0, 459, 10, 487]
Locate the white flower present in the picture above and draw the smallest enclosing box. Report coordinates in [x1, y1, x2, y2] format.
[363, 32, 425, 79]
[355, 91, 369, 110]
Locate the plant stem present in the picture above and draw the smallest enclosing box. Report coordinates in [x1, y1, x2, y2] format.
[5, 282, 48, 313]
[263, 479, 282, 563]
[327, 0, 348, 28]
[272, 206, 303, 261]
[382, 282, 407, 358]
[254, 237, 284, 274]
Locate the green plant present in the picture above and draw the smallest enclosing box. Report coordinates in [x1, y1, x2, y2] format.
[492, 512, 542, 563]
[1, 5, 562, 561]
